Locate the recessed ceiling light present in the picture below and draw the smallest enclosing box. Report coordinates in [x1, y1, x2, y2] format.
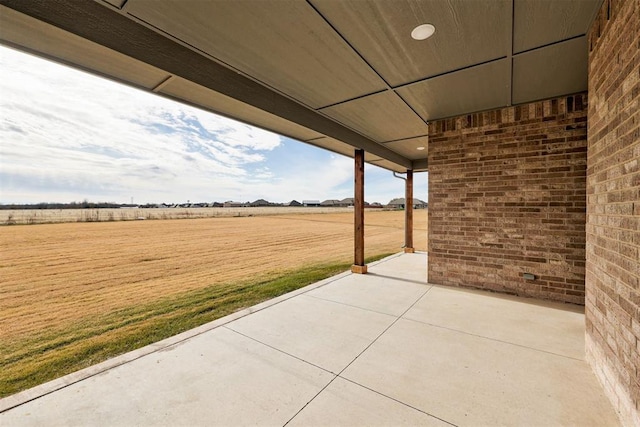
[411, 24, 435, 41]
[416, 146, 425, 150]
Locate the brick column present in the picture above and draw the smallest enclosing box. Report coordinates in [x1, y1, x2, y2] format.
[585, 0, 640, 424]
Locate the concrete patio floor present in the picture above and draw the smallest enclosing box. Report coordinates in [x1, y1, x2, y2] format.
[1, 252, 620, 426]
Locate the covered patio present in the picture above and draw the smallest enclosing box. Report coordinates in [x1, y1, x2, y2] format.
[0, 0, 637, 424]
[0, 253, 619, 426]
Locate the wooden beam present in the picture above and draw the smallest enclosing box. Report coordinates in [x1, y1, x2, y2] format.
[412, 158, 428, 171]
[404, 169, 415, 253]
[352, 149, 367, 274]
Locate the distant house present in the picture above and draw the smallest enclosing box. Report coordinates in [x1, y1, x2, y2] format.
[288, 200, 302, 207]
[337, 197, 355, 207]
[250, 199, 270, 207]
[369, 202, 383, 208]
[302, 200, 321, 207]
[387, 198, 427, 209]
[321, 199, 339, 206]
[223, 201, 244, 208]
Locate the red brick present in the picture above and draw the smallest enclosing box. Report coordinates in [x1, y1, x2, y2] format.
[586, 0, 640, 423]
[428, 94, 587, 304]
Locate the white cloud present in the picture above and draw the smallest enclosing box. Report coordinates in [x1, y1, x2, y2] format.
[0, 46, 287, 203]
[242, 153, 354, 202]
[0, 46, 427, 205]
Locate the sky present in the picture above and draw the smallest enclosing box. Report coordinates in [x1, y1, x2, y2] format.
[0, 45, 427, 205]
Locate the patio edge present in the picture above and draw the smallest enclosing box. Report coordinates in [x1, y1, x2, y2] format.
[0, 252, 407, 412]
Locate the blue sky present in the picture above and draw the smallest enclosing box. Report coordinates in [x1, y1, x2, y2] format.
[0, 46, 427, 205]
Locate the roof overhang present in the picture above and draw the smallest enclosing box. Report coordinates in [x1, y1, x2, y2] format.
[0, 0, 602, 173]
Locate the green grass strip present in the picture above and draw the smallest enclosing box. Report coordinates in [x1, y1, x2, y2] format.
[0, 253, 393, 397]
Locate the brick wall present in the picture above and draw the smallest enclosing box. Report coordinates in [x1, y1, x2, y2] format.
[585, 0, 640, 425]
[428, 94, 588, 304]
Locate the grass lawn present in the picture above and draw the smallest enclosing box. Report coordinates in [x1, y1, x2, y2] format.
[0, 254, 392, 397]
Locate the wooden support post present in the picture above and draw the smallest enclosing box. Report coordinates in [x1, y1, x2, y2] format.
[351, 149, 367, 274]
[404, 169, 415, 253]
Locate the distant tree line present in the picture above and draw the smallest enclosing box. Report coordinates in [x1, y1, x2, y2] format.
[0, 201, 136, 210]
[1, 197, 425, 210]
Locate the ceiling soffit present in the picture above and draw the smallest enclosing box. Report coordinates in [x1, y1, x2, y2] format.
[302, 137, 420, 172]
[0, 5, 169, 90]
[513, 37, 589, 105]
[383, 137, 429, 161]
[305, 136, 357, 158]
[369, 159, 409, 173]
[0, 0, 603, 173]
[320, 91, 428, 143]
[397, 59, 510, 122]
[309, 0, 510, 88]
[303, 137, 391, 164]
[514, 0, 602, 53]
[125, 0, 386, 109]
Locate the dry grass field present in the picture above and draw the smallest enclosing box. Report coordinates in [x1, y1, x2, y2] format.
[0, 206, 357, 225]
[0, 209, 427, 396]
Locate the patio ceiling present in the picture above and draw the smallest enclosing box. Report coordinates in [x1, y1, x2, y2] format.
[0, 0, 601, 172]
